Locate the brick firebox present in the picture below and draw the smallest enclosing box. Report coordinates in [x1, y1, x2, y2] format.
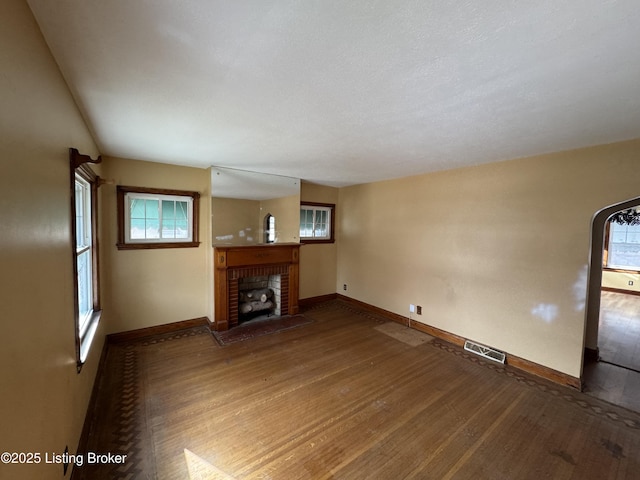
[213, 244, 300, 331]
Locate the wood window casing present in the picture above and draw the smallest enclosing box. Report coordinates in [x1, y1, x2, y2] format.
[70, 148, 102, 372]
[116, 185, 200, 250]
[300, 201, 336, 244]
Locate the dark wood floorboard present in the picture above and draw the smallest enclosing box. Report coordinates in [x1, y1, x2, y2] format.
[74, 300, 640, 479]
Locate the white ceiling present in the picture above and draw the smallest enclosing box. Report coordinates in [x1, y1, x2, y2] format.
[28, 0, 640, 187]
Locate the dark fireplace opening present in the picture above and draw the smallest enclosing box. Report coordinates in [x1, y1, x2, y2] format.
[238, 275, 281, 324]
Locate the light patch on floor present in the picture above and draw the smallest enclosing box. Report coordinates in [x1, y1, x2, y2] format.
[374, 322, 433, 346]
[184, 449, 236, 480]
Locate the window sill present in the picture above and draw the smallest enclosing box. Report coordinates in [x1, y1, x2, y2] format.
[116, 241, 200, 250]
[77, 309, 102, 373]
[603, 267, 640, 274]
[300, 239, 335, 245]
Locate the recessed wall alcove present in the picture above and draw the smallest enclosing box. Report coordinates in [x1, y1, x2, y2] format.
[213, 244, 300, 331]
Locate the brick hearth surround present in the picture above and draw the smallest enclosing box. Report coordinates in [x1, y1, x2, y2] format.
[213, 244, 300, 331]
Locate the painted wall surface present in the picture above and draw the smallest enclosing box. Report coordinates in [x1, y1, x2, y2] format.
[101, 157, 212, 334]
[212, 197, 260, 244]
[602, 270, 640, 294]
[212, 194, 300, 245]
[337, 140, 640, 378]
[0, 1, 103, 478]
[260, 194, 300, 244]
[300, 182, 339, 299]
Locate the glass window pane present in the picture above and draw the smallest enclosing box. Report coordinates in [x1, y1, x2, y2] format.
[130, 218, 146, 239]
[130, 198, 145, 218]
[162, 219, 176, 238]
[175, 220, 189, 238]
[146, 218, 160, 238]
[176, 201, 188, 221]
[610, 223, 627, 243]
[162, 200, 176, 220]
[145, 199, 159, 219]
[75, 183, 84, 248]
[609, 221, 640, 268]
[77, 249, 92, 327]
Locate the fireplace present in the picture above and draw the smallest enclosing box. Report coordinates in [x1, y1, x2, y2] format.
[213, 244, 300, 331]
[238, 274, 280, 322]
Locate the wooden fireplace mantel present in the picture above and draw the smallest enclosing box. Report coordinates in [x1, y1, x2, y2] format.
[213, 243, 300, 331]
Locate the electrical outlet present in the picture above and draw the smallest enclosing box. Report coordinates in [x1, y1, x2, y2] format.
[416, 305, 422, 315]
[343, 284, 347, 291]
[409, 304, 415, 313]
[629, 280, 634, 286]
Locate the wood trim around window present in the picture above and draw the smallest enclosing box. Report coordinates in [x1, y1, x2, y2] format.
[300, 201, 336, 244]
[116, 185, 201, 250]
[70, 150, 102, 372]
[75, 164, 101, 310]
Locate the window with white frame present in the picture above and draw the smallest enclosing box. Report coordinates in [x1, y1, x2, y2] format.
[607, 221, 640, 270]
[75, 176, 93, 331]
[117, 186, 200, 249]
[300, 202, 335, 243]
[71, 154, 101, 372]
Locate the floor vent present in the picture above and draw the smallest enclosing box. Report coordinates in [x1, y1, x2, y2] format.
[464, 340, 506, 364]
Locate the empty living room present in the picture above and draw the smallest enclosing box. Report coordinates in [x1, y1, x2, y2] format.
[2, 1, 640, 479]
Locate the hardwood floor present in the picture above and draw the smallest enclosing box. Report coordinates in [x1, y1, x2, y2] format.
[583, 291, 640, 413]
[598, 291, 640, 372]
[75, 300, 640, 479]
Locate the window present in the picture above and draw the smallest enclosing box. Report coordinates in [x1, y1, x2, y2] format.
[264, 213, 276, 243]
[117, 186, 200, 250]
[300, 202, 335, 243]
[606, 220, 640, 270]
[70, 149, 101, 372]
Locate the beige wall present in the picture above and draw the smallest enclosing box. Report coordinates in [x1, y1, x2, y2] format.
[101, 157, 212, 334]
[0, 1, 103, 478]
[212, 194, 300, 245]
[602, 270, 640, 293]
[260, 194, 300, 244]
[337, 140, 640, 379]
[212, 197, 260, 244]
[300, 182, 339, 299]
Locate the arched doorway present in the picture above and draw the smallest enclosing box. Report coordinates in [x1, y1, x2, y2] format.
[583, 197, 640, 412]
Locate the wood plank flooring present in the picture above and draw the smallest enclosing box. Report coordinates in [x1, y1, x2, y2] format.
[74, 300, 640, 479]
[599, 291, 640, 371]
[583, 291, 640, 412]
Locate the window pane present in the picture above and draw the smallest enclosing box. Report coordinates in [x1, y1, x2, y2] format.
[130, 198, 145, 218]
[129, 198, 160, 239]
[162, 219, 176, 238]
[300, 208, 316, 237]
[162, 200, 175, 219]
[315, 210, 328, 238]
[145, 218, 160, 239]
[75, 183, 84, 248]
[175, 220, 189, 238]
[145, 199, 159, 219]
[162, 200, 176, 238]
[130, 218, 146, 239]
[77, 249, 92, 328]
[628, 225, 640, 244]
[176, 201, 188, 221]
[611, 223, 627, 243]
[609, 222, 640, 268]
